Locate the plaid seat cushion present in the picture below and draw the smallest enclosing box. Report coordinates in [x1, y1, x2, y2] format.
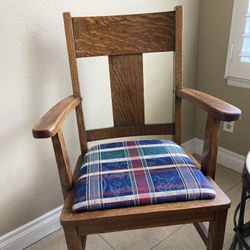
[72, 140, 216, 212]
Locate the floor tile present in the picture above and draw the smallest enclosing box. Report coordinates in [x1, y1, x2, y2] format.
[25, 229, 113, 250]
[153, 224, 234, 250]
[215, 165, 241, 193]
[224, 182, 250, 236]
[193, 154, 241, 193]
[101, 225, 182, 250]
[86, 234, 114, 250]
[25, 229, 67, 250]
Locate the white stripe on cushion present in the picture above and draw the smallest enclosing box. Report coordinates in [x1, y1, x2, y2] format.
[72, 188, 216, 210]
[81, 153, 190, 169]
[77, 163, 196, 181]
[85, 143, 179, 156]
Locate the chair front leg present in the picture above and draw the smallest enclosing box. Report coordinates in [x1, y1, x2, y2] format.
[80, 235, 87, 249]
[63, 225, 86, 250]
[207, 210, 228, 250]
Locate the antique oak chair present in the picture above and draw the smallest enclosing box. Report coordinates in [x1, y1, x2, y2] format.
[32, 6, 241, 250]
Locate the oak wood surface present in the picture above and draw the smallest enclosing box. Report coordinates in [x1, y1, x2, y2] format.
[174, 97, 182, 144]
[207, 210, 227, 250]
[175, 6, 183, 88]
[109, 54, 144, 126]
[174, 6, 182, 144]
[177, 87, 241, 121]
[52, 130, 73, 198]
[63, 225, 84, 250]
[63, 13, 81, 98]
[73, 155, 83, 183]
[86, 124, 174, 141]
[201, 115, 221, 179]
[64, 12, 88, 155]
[32, 96, 80, 138]
[77, 211, 211, 235]
[72, 12, 175, 57]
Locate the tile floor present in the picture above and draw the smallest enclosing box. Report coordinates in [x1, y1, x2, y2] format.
[26, 160, 250, 250]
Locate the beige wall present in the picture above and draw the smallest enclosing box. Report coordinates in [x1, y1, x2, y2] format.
[196, 0, 250, 155]
[0, 1, 200, 235]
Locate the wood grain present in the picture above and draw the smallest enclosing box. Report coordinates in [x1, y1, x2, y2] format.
[175, 6, 183, 88]
[64, 12, 88, 155]
[63, 13, 81, 97]
[86, 123, 175, 141]
[72, 12, 175, 57]
[73, 155, 83, 183]
[176, 87, 241, 121]
[77, 211, 212, 235]
[174, 97, 182, 145]
[207, 210, 227, 250]
[109, 54, 144, 126]
[201, 115, 220, 179]
[63, 225, 84, 250]
[174, 6, 183, 145]
[52, 130, 73, 198]
[32, 96, 80, 138]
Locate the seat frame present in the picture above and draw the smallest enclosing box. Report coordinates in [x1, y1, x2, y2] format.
[33, 6, 241, 250]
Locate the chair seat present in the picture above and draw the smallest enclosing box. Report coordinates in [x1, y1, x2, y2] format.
[72, 140, 216, 212]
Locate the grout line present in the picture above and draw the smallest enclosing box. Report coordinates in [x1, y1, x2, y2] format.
[98, 234, 116, 250]
[225, 180, 242, 194]
[226, 231, 235, 237]
[150, 225, 184, 250]
[24, 228, 63, 249]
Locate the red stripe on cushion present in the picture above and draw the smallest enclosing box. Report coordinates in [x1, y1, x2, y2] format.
[126, 141, 151, 204]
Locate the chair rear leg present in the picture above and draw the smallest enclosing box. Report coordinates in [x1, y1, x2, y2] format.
[63, 225, 86, 250]
[207, 210, 228, 250]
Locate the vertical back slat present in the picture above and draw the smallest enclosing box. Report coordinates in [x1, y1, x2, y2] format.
[109, 54, 144, 126]
[63, 12, 87, 155]
[174, 6, 183, 144]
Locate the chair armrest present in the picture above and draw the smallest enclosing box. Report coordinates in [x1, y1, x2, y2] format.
[32, 96, 80, 138]
[176, 87, 241, 121]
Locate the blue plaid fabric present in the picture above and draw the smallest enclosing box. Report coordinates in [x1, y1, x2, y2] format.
[72, 140, 216, 212]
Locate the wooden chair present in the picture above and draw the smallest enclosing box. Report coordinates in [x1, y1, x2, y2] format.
[32, 6, 241, 250]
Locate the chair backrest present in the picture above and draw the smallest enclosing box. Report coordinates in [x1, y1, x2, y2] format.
[63, 6, 183, 155]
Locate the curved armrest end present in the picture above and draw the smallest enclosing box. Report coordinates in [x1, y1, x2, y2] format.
[177, 88, 241, 121]
[32, 96, 80, 138]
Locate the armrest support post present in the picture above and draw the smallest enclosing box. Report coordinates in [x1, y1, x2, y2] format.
[52, 129, 73, 198]
[201, 115, 220, 179]
[176, 87, 241, 179]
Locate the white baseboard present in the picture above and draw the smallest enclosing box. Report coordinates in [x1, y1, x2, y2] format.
[0, 206, 62, 250]
[0, 138, 245, 249]
[183, 137, 245, 174]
